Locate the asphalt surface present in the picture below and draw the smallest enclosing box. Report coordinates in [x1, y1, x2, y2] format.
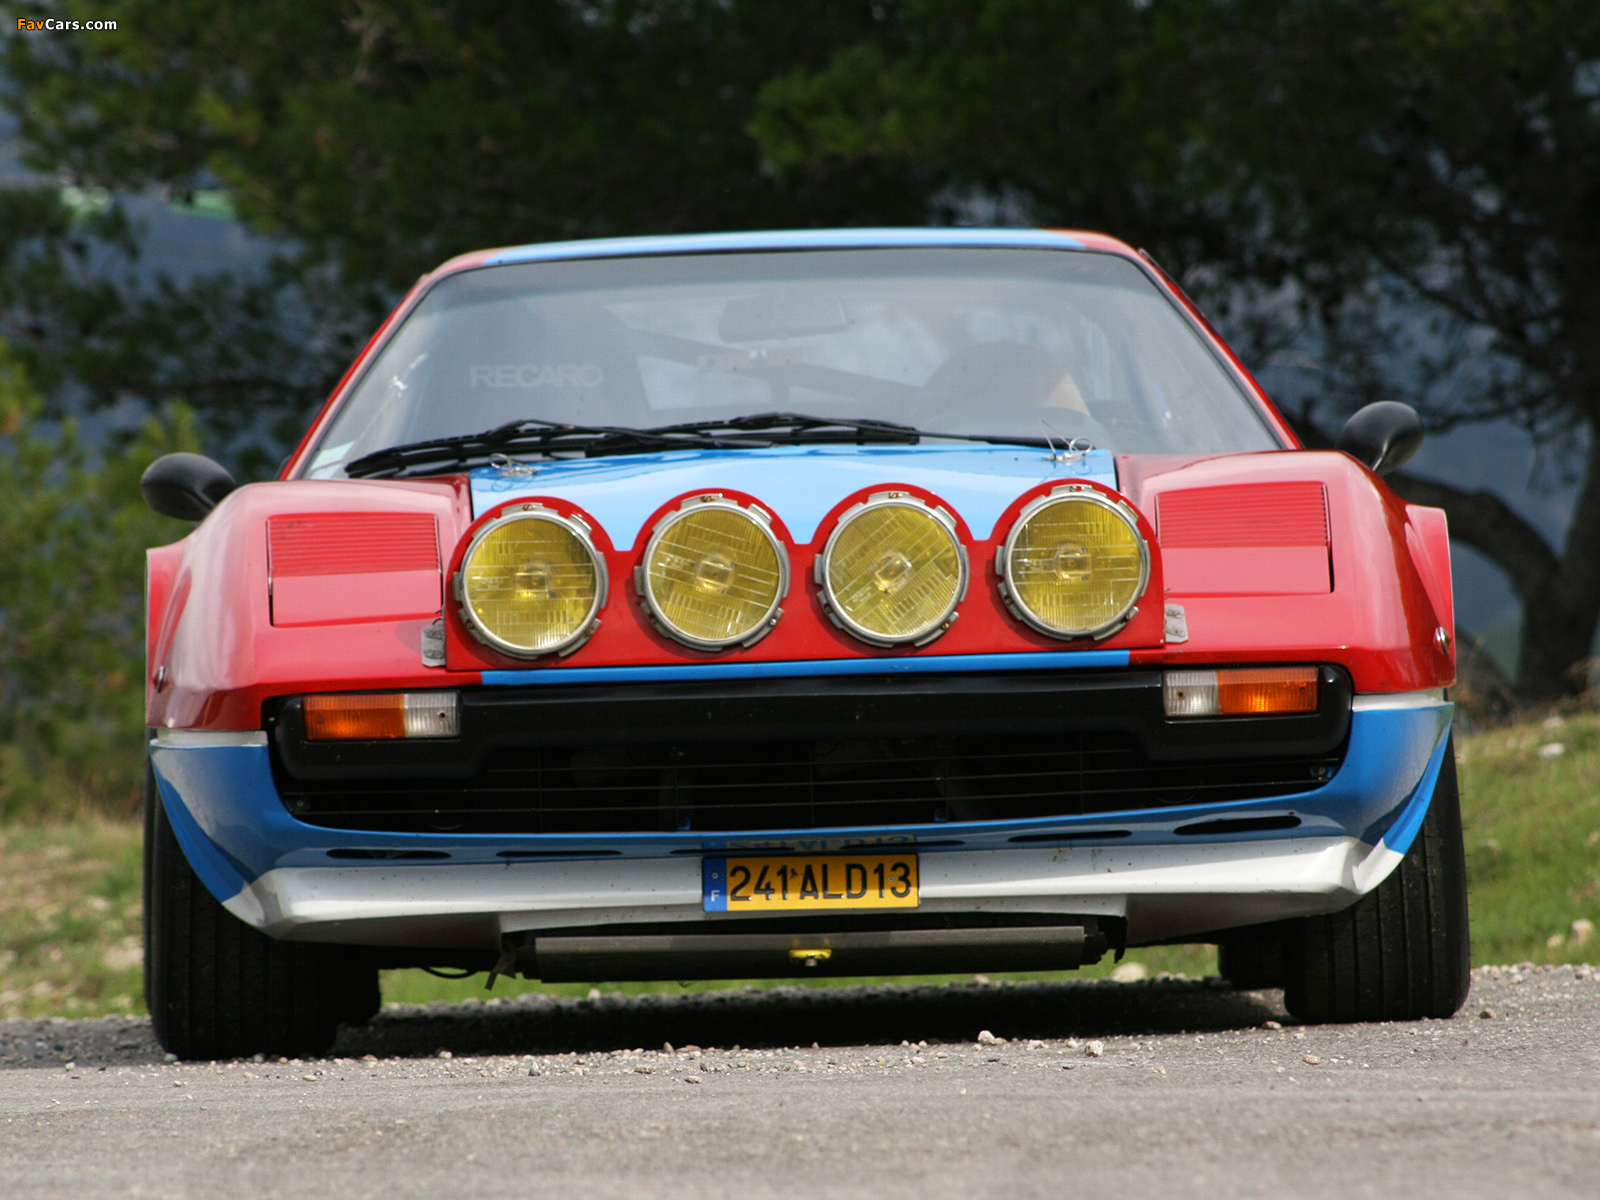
[2, 964, 1597, 1199]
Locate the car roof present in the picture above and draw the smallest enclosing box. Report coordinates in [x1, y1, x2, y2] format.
[429, 227, 1137, 277]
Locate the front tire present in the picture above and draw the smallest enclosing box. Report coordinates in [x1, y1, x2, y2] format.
[143, 759, 379, 1059]
[1280, 735, 1471, 1022]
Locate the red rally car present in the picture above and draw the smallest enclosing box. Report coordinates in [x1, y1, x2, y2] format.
[139, 228, 1469, 1059]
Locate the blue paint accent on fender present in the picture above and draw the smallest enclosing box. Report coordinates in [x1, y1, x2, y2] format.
[469, 444, 1117, 547]
[150, 761, 251, 905]
[150, 742, 303, 888]
[149, 699, 1455, 886]
[1377, 729, 1452, 857]
[482, 648, 1131, 688]
[484, 227, 1087, 267]
[1350, 703, 1454, 848]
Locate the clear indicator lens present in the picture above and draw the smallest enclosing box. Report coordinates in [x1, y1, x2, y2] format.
[462, 515, 600, 654]
[645, 506, 784, 647]
[1006, 496, 1145, 636]
[825, 503, 962, 643]
[1163, 671, 1220, 717]
[305, 692, 459, 740]
[1164, 667, 1319, 717]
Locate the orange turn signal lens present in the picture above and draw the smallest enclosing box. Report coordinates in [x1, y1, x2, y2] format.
[303, 692, 459, 740]
[1163, 668, 1319, 717]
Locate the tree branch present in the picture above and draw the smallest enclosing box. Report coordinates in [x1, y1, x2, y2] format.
[1386, 470, 1559, 602]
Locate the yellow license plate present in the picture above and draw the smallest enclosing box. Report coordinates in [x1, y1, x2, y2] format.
[703, 854, 918, 912]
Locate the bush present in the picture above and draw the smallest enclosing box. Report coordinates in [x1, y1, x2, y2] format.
[0, 346, 197, 819]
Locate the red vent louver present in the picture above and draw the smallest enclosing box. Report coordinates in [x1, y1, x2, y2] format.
[1156, 482, 1328, 547]
[268, 513, 439, 576]
[1155, 482, 1331, 596]
[267, 513, 442, 627]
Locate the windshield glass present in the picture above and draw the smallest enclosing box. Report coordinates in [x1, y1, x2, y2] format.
[303, 247, 1280, 476]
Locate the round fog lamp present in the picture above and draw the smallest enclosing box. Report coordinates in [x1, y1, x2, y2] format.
[1002, 489, 1148, 638]
[640, 497, 788, 650]
[819, 494, 967, 647]
[458, 508, 604, 656]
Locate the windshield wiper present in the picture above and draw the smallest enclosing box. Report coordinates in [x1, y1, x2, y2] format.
[659, 412, 1060, 450]
[641, 412, 926, 444]
[343, 413, 925, 478]
[342, 412, 1063, 479]
[343, 419, 756, 478]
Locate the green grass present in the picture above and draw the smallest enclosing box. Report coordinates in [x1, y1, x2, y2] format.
[0, 821, 144, 1020]
[5, 710, 1597, 1018]
[377, 943, 1218, 1008]
[1456, 711, 1600, 964]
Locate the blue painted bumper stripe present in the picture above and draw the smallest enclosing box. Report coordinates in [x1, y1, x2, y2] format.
[482, 649, 1131, 687]
[151, 766, 250, 905]
[1378, 729, 1453, 857]
[148, 705, 1452, 884]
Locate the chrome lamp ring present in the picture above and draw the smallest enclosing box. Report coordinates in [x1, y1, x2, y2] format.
[999, 485, 1150, 641]
[636, 494, 790, 651]
[453, 504, 607, 658]
[816, 492, 969, 648]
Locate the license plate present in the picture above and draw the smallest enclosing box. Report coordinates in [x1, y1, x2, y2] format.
[702, 854, 918, 912]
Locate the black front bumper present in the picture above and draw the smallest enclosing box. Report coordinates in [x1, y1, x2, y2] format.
[268, 667, 1350, 836]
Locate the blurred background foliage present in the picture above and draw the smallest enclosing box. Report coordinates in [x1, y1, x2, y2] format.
[0, 346, 194, 818]
[0, 0, 1597, 819]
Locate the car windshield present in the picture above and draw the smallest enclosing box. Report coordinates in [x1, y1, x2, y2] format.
[303, 246, 1280, 476]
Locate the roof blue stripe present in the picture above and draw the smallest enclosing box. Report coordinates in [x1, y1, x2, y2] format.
[484, 227, 1086, 266]
[481, 649, 1130, 688]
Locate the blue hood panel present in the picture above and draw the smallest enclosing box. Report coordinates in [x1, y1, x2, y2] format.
[469, 445, 1117, 549]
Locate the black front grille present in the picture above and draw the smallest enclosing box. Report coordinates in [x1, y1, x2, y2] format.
[278, 732, 1343, 835]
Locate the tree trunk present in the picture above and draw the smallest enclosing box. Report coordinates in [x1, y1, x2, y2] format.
[1391, 431, 1600, 703]
[1514, 430, 1600, 701]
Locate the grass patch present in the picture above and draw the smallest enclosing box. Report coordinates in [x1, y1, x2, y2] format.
[1456, 711, 1600, 965]
[6, 710, 1597, 1017]
[378, 944, 1218, 1008]
[0, 821, 144, 1020]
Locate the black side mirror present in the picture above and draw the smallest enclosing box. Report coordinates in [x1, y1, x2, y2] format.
[141, 453, 238, 521]
[1335, 402, 1424, 477]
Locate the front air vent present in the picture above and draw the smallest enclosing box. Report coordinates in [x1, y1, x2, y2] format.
[276, 733, 1342, 836]
[1155, 482, 1331, 596]
[268, 512, 439, 575]
[1156, 482, 1328, 547]
[267, 512, 442, 627]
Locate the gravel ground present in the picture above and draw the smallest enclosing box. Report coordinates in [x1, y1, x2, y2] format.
[2, 965, 1597, 1198]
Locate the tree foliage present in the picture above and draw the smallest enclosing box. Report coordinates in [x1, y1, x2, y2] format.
[6, 0, 926, 293]
[749, 0, 1600, 700]
[0, 348, 197, 818]
[6, 0, 1600, 700]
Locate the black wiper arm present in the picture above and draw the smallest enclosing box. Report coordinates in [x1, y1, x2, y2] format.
[343, 412, 1070, 479]
[343, 419, 753, 478]
[645, 411, 924, 444]
[652, 411, 1065, 451]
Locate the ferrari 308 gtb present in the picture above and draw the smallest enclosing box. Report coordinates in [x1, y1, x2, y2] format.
[139, 228, 1468, 1059]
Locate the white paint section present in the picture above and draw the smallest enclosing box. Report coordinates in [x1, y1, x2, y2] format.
[220, 886, 268, 928]
[153, 729, 268, 747]
[1349, 841, 1407, 896]
[1351, 690, 1448, 711]
[243, 855, 703, 939]
[237, 836, 1389, 948]
[923, 839, 1357, 901]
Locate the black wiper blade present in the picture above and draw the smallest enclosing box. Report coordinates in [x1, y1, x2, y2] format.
[342, 412, 1070, 479]
[649, 412, 1068, 451]
[343, 419, 757, 478]
[644, 411, 925, 445]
